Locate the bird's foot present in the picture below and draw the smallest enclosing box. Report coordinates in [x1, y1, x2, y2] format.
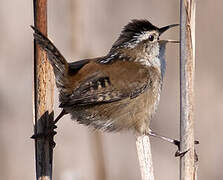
[31, 120, 57, 148]
[147, 130, 199, 158]
[172, 140, 189, 157]
[173, 139, 199, 157]
[31, 109, 67, 148]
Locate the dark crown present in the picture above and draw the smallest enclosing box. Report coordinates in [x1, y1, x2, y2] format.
[112, 19, 159, 49]
[122, 19, 159, 35]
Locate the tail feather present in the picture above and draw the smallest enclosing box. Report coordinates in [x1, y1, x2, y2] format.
[31, 25, 68, 88]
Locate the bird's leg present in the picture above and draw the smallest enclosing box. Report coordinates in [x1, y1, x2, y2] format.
[31, 109, 67, 147]
[147, 129, 199, 157]
[53, 109, 67, 124]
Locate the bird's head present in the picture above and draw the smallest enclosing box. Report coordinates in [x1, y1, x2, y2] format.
[101, 19, 178, 65]
[113, 19, 178, 49]
[110, 19, 177, 58]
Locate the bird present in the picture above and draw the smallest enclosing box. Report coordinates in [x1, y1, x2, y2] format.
[31, 19, 178, 136]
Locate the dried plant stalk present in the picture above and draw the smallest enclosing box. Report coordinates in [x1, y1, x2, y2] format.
[179, 0, 197, 180]
[136, 135, 154, 180]
[32, 0, 55, 180]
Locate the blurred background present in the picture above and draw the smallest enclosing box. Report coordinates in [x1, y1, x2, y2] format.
[0, 0, 222, 179]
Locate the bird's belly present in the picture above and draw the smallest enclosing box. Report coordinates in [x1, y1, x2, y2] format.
[69, 86, 161, 134]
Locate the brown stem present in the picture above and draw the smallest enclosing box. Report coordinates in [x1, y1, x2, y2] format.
[33, 0, 55, 179]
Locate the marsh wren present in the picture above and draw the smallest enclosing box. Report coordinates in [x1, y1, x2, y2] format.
[31, 19, 178, 135]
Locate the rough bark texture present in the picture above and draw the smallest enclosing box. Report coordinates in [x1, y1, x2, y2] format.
[33, 0, 55, 179]
[180, 0, 197, 180]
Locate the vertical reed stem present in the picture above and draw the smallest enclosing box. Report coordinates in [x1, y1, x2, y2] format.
[33, 0, 55, 179]
[179, 0, 197, 179]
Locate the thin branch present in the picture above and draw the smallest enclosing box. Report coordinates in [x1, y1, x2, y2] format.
[33, 0, 55, 180]
[136, 135, 154, 180]
[179, 0, 197, 180]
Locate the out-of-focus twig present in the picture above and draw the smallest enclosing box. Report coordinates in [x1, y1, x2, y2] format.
[69, 1, 107, 179]
[179, 0, 197, 180]
[89, 132, 106, 180]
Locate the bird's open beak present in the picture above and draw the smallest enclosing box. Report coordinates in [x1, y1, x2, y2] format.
[159, 24, 179, 35]
[158, 24, 179, 43]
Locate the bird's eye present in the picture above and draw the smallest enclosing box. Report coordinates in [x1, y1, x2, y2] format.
[148, 35, 154, 42]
